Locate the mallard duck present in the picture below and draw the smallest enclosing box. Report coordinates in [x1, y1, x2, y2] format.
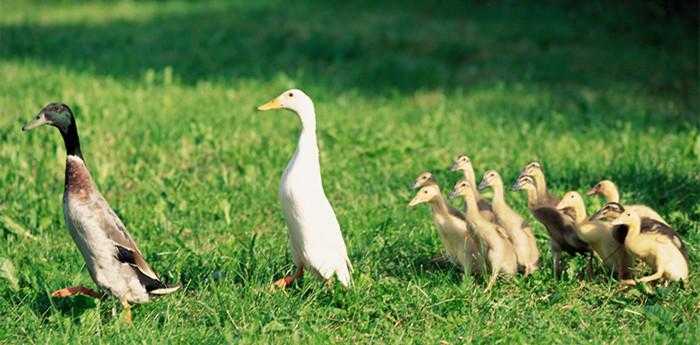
[450, 179, 517, 291]
[257, 89, 353, 288]
[610, 208, 688, 286]
[556, 192, 633, 279]
[450, 154, 497, 222]
[587, 180, 668, 225]
[479, 170, 539, 275]
[408, 177, 484, 274]
[512, 175, 591, 279]
[22, 103, 179, 323]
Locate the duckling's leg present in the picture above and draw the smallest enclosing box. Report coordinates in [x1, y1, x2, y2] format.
[586, 253, 594, 280]
[273, 266, 304, 288]
[51, 286, 103, 299]
[484, 266, 500, 292]
[551, 246, 562, 279]
[120, 298, 132, 325]
[634, 270, 665, 284]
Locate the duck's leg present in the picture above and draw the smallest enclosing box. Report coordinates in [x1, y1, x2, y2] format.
[633, 270, 665, 284]
[273, 266, 304, 288]
[551, 246, 563, 280]
[51, 286, 103, 299]
[120, 298, 132, 325]
[586, 253, 594, 280]
[484, 265, 500, 292]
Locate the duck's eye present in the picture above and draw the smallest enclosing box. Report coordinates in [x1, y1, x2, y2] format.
[423, 190, 428, 194]
[288, 92, 294, 97]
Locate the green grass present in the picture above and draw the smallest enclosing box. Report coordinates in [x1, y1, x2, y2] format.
[1, 0, 699, 343]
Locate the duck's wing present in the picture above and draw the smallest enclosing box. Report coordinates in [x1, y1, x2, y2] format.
[95, 198, 168, 292]
[640, 218, 687, 260]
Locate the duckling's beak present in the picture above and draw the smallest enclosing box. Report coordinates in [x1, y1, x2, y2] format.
[511, 181, 521, 191]
[408, 196, 421, 207]
[22, 113, 49, 131]
[449, 162, 460, 172]
[585, 187, 598, 196]
[257, 98, 282, 111]
[412, 181, 422, 190]
[478, 180, 489, 191]
[448, 190, 459, 199]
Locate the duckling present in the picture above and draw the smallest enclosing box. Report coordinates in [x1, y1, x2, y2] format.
[450, 179, 517, 291]
[587, 180, 668, 225]
[22, 103, 179, 323]
[592, 202, 684, 251]
[479, 171, 540, 275]
[450, 154, 497, 222]
[413, 171, 437, 189]
[556, 192, 633, 279]
[258, 89, 353, 288]
[408, 182, 484, 274]
[512, 175, 592, 279]
[518, 162, 559, 207]
[610, 209, 688, 286]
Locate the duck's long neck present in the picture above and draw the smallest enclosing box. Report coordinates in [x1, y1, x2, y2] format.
[533, 170, 548, 200]
[60, 118, 83, 160]
[523, 188, 538, 209]
[624, 219, 641, 243]
[294, 107, 319, 164]
[570, 199, 587, 224]
[602, 188, 620, 203]
[489, 181, 506, 208]
[462, 168, 477, 191]
[461, 192, 481, 220]
[429, 194, 450, 217]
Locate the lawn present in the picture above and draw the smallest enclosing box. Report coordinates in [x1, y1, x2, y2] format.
[0, 0, 698, 343]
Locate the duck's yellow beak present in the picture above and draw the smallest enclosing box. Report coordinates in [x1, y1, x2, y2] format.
[257, 98, 282, 111]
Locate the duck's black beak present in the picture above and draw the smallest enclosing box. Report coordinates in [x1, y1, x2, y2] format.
[22, 113, 49, 131]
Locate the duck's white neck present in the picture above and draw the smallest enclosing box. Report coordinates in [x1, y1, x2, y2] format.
[289, 105, 320, 174]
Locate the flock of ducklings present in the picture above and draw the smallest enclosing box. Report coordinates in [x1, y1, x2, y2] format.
[20, 88, 689, 323]
[410, 157, 689, 291]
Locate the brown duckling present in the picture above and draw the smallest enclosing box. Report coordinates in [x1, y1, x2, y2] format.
[409, 182, 484, 275]
[450, 179, 517, 291]
[450, 154, 497, 222]
[512, 175, 592, 279]
[479, 170, 540, 275]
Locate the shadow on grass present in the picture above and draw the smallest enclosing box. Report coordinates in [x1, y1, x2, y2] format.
[30, 293, 97, 323]
[1, 1, 697, 120]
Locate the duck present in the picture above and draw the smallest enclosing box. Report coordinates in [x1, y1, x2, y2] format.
[413, 171, 437, 190]
[450, 179, 517, 291]
[450, 154, 497, 222]
[22, 103, 179, 323]
[587, 180, 668, 225]
[257, 89, 353, 288]
[610, 209, 688, 286]
[408, 178, 484, 274]
[556, 192, 633, 279]
[512, 174, 592, 279]
[518, 162, 559, 207]
[592, 202, 684, 251]
[479, 170, 539, 275]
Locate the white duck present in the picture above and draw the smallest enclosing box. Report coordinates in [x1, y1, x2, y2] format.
[258, 89, 353, 288]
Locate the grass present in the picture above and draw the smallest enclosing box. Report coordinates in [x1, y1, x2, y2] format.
[0, 0, 698, 343]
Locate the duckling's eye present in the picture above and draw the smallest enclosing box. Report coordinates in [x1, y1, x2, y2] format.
[288, 92, 294, 97]
[423, 190, 428, 194]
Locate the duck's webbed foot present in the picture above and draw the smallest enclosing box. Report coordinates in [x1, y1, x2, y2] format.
[273, 266, 304, 288]
[51, 285, 103, 299]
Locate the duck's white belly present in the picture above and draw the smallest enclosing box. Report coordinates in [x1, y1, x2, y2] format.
[279, 165, 349, 280]
[63, 195, 149, 303]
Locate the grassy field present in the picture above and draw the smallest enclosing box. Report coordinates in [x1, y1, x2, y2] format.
[1, 0, 698, 343]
